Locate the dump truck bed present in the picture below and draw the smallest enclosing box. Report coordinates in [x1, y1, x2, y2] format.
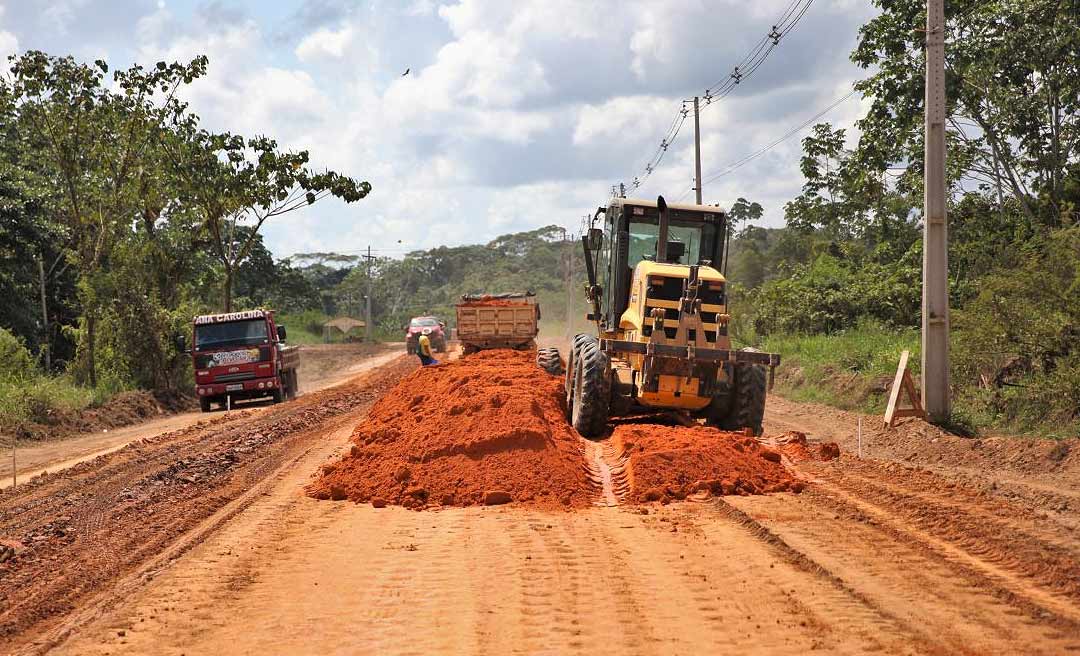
[456, 294, 539, 352]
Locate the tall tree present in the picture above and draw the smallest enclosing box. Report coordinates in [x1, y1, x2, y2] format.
[4, 51, 207, 386]
[165, 127, 371, 311]
[852, 0, 1080, 227]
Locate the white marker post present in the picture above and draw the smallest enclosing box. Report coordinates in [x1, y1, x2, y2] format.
[857, 417, 863, 458]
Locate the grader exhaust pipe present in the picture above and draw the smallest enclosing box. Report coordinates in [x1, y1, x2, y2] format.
[656, 195, 670, 264]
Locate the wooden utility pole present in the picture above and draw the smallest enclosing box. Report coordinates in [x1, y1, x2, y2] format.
[922, 0, 950, 421]
[693, 96, 703, 204]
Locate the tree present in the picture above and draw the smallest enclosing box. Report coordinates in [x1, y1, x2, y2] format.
[852, 0, 1080, 227]
[166, 127, 371, 311]
[4, 51, 208, 386]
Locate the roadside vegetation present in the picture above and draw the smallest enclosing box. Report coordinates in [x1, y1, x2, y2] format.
[724, 0, 1080, 438]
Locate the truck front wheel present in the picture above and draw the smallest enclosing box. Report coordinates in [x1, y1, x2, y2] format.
[199, 397, 212, 413]
[271, 386, 284, 404]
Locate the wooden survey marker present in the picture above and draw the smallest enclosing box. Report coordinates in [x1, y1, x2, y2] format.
[884, 350, 928, 428]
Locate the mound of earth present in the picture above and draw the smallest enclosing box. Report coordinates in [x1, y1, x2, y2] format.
[12, 389, 196, 441]
[773, 431, 841, 461]
[612, 423, 802, 503]
[309, 349, 592, 509]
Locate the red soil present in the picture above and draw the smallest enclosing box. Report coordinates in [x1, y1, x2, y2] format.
[612, 423, 802, 503]
[456, 298, 522, 307]
[773, 431, 841, 462]
[308, 349, 592, 509]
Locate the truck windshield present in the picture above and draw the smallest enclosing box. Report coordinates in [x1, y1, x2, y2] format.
[627, 219, 716, 266]
[410, 318, 439, 327]
[195, 319, 269, 348]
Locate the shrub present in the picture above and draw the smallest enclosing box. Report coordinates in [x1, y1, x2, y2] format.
[0, 327, 36, 382]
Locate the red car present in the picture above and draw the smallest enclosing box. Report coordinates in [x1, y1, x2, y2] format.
[405, 316, 447, 354]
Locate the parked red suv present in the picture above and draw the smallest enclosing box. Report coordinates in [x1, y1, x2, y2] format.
[405, 316, 447, 354]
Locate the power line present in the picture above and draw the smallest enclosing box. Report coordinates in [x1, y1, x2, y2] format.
[674, 88, 858, 202]
[618, 0, 816, 195]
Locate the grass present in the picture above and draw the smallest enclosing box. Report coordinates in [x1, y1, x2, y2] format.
[276, 311, 332, 345]
[745, 325, 1080, 439]
[747, 324, 921, 415]
[0, 374, 105, 437]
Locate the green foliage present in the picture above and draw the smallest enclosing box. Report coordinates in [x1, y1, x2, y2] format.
[0, 327, 35, 382]
[333, 225, 588, 340]
[852, 0, 1080, 228]
[276, 311, 331, 345]
[951, 228, 1080, 434]
[750, 323, 920, 413]
[742, 247, 921, 336]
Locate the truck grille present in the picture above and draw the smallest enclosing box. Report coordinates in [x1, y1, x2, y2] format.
[213, 372, 256, 383]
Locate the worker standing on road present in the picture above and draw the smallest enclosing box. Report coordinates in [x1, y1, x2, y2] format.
[417, 333, 439, 366]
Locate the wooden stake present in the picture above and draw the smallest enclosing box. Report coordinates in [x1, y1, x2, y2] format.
[884, 350, 928, 428]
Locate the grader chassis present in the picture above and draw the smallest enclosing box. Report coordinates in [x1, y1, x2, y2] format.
[563, 196, 779, 437]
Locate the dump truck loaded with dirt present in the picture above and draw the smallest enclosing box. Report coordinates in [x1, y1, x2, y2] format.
[455, 292, 541, 355]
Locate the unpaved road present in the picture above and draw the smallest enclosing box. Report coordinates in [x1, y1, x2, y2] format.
[0, 344, 402, 490]
[2, 353, 1079, 655]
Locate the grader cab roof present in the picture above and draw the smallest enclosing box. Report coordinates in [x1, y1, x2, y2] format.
[608, 197, 727, 216]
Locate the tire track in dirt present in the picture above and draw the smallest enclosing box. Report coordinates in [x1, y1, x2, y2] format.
[806, 460, 1080, 623]
[0, 356, 415, 654]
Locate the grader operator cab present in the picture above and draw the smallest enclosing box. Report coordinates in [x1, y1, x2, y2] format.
[565, 195, 780, 437]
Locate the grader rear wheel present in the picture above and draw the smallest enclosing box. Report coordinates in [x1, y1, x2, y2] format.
[719, 362, 767, 436]
[536, 347, 563, 376]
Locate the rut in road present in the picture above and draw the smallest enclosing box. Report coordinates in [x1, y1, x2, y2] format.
[0, 356, 416, 653]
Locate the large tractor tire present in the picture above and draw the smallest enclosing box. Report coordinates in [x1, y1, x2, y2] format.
[536, 347, 563, 376]
[570, 336, 610, 438]
[719, 362, 767, 436]
[565, 333, 593, 418]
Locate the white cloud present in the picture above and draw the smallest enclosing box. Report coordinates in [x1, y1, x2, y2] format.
[295, 24, 354, 62]
[0, 0, 879, 257]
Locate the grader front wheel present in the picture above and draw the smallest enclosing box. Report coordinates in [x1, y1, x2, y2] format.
[570, 336, 610, 438]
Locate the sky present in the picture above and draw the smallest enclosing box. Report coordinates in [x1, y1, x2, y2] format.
[0, 0, 878, 260]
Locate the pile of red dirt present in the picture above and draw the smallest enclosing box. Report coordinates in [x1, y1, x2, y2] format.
[457, 298, 521, 307]
[308, 349, 592, 509]
[773, 431, 841, 462]
[612, 423, 802, 503]
[10, 389, 196, 441]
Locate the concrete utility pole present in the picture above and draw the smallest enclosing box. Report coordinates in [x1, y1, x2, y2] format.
[693, 96, 703, 204]
[362, 246, 375, 343]
[38, 255, 49, 371]
[922, 0, 950, 421]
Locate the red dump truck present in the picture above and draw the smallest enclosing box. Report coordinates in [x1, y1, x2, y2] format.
[177, 309, 300, 412]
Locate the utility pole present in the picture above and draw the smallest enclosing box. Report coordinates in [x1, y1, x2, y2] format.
[922, 0, 950, 421]
[566, 231, 574, 341]
[362, 246, 375, 343]
[693, 96, 703, 204]
[38, 255, 49, 371]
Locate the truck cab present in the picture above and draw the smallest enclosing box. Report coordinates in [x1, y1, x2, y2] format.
[180, 309, 300, 412]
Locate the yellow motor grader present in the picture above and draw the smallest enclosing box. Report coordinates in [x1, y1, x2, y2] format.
[564, 196, 779, 437]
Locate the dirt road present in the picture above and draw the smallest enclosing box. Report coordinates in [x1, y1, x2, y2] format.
[2, 351, 1078, 655]
[0, 344, 401, 490]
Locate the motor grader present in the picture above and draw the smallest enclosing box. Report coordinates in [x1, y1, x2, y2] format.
[563, 195, 779, 437]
